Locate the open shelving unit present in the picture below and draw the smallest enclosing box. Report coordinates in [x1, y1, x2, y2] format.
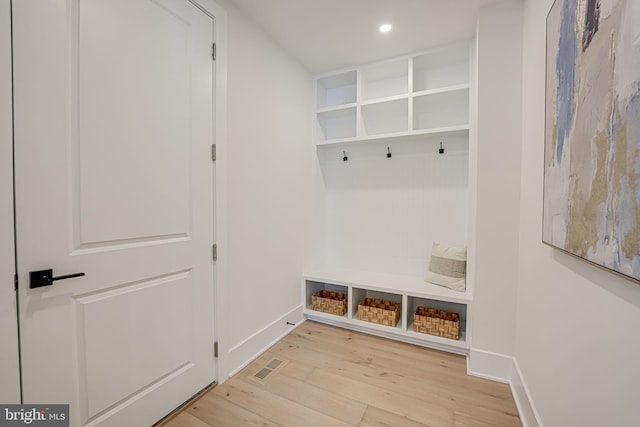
[306, 41, 473, 356]
[313, 43, 470, 146]
[303, 269, 470, 354]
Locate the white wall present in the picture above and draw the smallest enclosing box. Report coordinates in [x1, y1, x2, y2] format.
[516, 0, 640, 425]
[471, 0, 523, 365]
[0, 0, 21, 404]
[320, 136, 469, 278]
[215, 0, 312, 376]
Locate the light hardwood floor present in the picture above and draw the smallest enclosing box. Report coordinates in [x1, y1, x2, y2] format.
[160, 321, 521, 426]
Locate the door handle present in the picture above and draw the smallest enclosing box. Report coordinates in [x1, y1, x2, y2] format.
[29, 269, 85, 289]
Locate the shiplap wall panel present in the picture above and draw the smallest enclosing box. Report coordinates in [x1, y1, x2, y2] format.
[320, 135, 468, 278]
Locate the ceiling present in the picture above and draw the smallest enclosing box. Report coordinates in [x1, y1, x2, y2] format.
[230, 0, 502, 74]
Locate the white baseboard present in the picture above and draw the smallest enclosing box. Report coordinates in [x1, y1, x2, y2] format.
[226, 305, 304, 378]
[511, 358, 542, 427]
[467, 348, 541, 427]
[467, 347, 513, 383]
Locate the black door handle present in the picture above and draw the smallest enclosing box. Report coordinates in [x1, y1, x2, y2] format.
[29, 269, 85, 289]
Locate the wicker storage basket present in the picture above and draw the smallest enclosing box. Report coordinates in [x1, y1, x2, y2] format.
[413, 307, 460, 340]
[311, 290, 347, 316]
[357, 298, 401, 327]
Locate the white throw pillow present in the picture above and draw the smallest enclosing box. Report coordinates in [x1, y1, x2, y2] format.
[424, 242, 467, 292]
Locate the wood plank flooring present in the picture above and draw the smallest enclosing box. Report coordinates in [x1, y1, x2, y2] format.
[160, 320, 521, 426]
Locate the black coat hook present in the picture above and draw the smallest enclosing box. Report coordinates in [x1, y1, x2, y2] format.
[342, 151, 348, 162]
[439, 142, 445, 154]
[387, 147, 392, 158]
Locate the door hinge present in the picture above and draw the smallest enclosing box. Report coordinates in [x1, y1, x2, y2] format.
[14, 273, 18, 291]
[212, 244, 217, 260]
[214, 341, 219, 358]
[212, 43, 216, 60]
[211, 144, 216, 161]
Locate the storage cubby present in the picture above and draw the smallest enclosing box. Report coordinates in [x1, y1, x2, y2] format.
[316, 70, 357, 109]
[406, 296, 467, 343]
[352, 288, 402, 329]
[305, 280, 348, 319]
[305, 280, 348, 308]
[303, 270, 471, 354]
[316, 107, 357, 141]
[412, 45, 469, 92]
[361, 59, 408, 101]
[361, 98, 408, 136]
[413, 89, 469, 131]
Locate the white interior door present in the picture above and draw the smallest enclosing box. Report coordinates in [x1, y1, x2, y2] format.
[13, 1, 216, 425]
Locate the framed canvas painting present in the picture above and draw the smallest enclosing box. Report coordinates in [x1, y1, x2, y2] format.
[543, 0, 640, 282]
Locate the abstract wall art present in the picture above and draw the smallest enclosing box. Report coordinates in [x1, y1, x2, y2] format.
[544, 0, 640, 282]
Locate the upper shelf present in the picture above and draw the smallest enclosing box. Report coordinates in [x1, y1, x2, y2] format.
[314, 125, 469, 147]
[314, 42, 472, 145]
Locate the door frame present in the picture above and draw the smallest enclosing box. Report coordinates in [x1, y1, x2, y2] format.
[3, 0, 229, 403]
[0, 0, 20, 404]
[190, 0, 230, 383]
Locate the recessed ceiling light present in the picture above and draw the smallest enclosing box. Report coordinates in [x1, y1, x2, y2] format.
[379, 24, 392, 33]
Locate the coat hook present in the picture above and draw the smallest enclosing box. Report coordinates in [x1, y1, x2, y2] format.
[439, 142, 445, 154]
[342, 151, 348, 162]
[387, 147, 392, 158]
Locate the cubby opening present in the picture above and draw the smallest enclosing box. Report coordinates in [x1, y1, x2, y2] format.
[413, 89, 469, 130]
[361, 59, 408, 101]
[316, 70, 357, 109]
[361, 98, 408, 136]
[317, 107, 357, 141]
[406, 296, 467, 342]
[305, 280, 349, 319]
[352, 288, 403, 329]
[413, 45, 469, 92]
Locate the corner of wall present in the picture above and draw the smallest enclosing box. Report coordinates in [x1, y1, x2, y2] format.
[467, 348, 542, 427]
[471, 0, 524, 359]
[467, 347, 513, 384]
[510, 358, 542, 427]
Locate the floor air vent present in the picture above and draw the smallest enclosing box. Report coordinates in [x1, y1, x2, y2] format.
[266, 358, 283, 370]
[249, 358, 287, 384]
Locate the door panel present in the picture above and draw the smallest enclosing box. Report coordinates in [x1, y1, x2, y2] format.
[13, 0, 215, 425]
[78, 0, 192, 245]
[78, 271, 193, 417]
